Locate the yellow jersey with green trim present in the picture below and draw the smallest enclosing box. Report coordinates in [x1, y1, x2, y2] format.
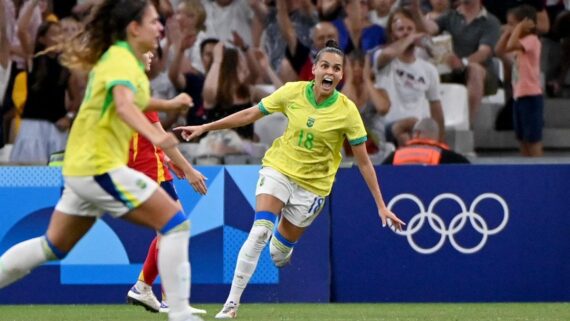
[259, 81, 367, 196]
[63, 41, 150, 176]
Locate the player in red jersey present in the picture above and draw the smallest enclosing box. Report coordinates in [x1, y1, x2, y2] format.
[126, 52, 207, 315]
[126, 109, 208, 315]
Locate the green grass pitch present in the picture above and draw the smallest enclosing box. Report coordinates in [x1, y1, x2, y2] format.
[0, 303, 568, 321]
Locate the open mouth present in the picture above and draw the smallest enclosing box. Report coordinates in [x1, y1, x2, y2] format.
[322, 77, 334, 90]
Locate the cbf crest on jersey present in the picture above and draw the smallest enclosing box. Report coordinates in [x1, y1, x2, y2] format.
[307, 117, 316, 128]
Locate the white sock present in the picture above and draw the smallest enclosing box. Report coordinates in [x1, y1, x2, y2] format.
[227, 223, 273, 304]
[158, 227, 192, 320]
[0, 237, 55, 288]
[135, 280, 152, 293]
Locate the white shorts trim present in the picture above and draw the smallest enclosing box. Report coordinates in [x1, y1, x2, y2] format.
[256, 167, 325, 228]
[55, 166, 159, 218]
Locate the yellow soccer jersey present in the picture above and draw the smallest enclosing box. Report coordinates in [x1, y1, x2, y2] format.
[259, 81, 367, 196]
[63, 41, 150, 176]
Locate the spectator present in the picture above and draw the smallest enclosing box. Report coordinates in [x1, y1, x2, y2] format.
[484, 0, 550, 34]
[2, 0, 43, 146]
[332, 0, 386, 54]
[251, 0, 317, 73]
[546, 8, 570, 97]
[342, 50, 391, 155]
[168, 0, 208, 74]
[10, 1, 80, 164]
[496, 5, 544, 157]
[425, 0, 450, 21]
[279, 19, 339, 81]
[169, 36, 219, 129]
[202, 0, 254, 47]
[424, 0, 501, 126]
[202, 42, 255, 140]
[316, 0, 344, 20]
[374, 8, 444, 146]
[10, 20, 80, 163]
[382, 117, 470, 164]
[370, 0, 397, 27]
[250, 47, 285, 101]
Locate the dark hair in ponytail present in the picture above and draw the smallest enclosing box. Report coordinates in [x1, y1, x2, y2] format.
[315, 39, 344, 63]
[61, 0, 150, 71]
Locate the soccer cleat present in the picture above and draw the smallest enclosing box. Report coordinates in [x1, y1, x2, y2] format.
[159, 301, 208, 315]
[190, 305, 208, 315]
[159, 301, 169, 313]
[126, 285, 160, 313]
[215, 301, 239, 319]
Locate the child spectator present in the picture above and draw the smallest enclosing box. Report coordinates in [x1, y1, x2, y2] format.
[495, 5, 543, 157]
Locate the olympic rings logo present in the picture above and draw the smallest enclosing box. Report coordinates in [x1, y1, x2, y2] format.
[387, 193, 509, 254]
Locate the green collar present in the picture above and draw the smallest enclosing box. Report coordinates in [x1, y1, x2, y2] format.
[305, 81, 338, 109]
[114, 41, 145, 71]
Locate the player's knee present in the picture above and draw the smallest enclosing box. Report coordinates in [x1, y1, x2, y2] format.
[248, 224, 272, 249]
[159, 211, 189, 235]
[43, 235, 68, 260]
[248, 211, 278, 246]
[269, 231, 296, 268]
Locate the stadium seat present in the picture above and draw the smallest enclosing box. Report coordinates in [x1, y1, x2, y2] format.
[481, 58, 506, 107]
[0, 144, 13, 163]
[439, 83, 470, 131]
[178, 142, 200, 164]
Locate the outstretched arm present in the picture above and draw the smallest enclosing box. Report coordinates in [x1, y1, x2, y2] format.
[175, 105, 264, 141]
[351, 143, 405, 230]
[152, 122, 207, 195]
[147, 93, 193, 112]
[114, 86, 178, 150]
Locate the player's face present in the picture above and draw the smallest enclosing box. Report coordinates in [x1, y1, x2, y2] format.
[312, 52, 344, 95]
[135, 4, 164, 52]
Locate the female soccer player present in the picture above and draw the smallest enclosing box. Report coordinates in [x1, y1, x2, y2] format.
[0, 1, 203, 321]
[126, 109, 208, 316]
[125, 50, 207, 316]
[176, 40, 405, 319]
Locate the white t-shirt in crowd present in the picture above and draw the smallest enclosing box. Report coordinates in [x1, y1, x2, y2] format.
[373, 49, 441, 124]
[201, 0, 253, 46]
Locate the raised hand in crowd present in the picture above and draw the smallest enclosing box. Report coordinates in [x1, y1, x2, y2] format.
[253, 47, 283, 88]
[364, 53, 390, 116]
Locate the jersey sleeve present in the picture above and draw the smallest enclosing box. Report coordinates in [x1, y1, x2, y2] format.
[103, 53, 138, 94]
[344, 100, 368, 146]
[258, 82, 294, 115]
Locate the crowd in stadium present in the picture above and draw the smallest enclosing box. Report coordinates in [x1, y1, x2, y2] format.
[1, 0, 569, 165]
